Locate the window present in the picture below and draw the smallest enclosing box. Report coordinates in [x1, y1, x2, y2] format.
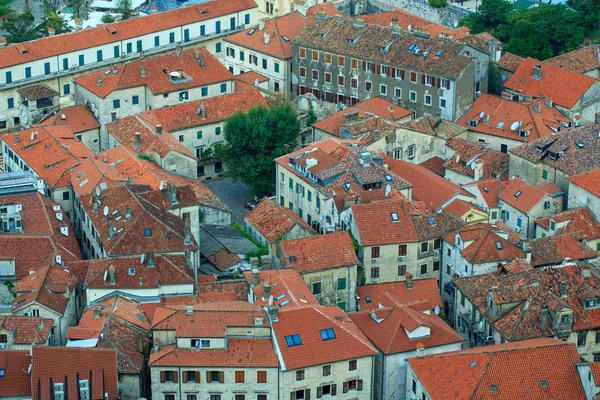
[578, 332, 587, 346]
[380, 84, 387, 95]
[235, 396, 245, 400]
[244, 13, 250, 24]
[410, 72, 417, 82]
[410, 91, 417, 102]
[0, 334, 7, 343]
[349, 360, 357, 371]
[285, 334, 302, 347]
[420, 264, 428, 275]
[215, 21, 221, 33]
[398, 244, 407, 256]
[544, 201, 551, 209]
[312, 50, 319, 61]
[179, 91, 189, 101]
[365, 81, 372, 92]
[299, 48, 306, 58]
[5, 71, 12, 84]
[235, 371, 245, 383]
[371, 247, 380, 258]
[325, 53, 332, 64]
[344, 379, 362, 392]
[44, 62, 51, 75]
[215, 127, 221, 135]
[165, 395, 175, 400]
[7, 98, 14, 109]
[210, 396, 221, 400]
[325, 72, 331, 83]
[425, 94, 432, 106]
[164, 371, 175, 382]
[220, 83, 227, 93]
[185, 371, 198, 382]
[257, 370, 267, 383]
[296, 370, 305, 381]
[25, 66, 32, 78]
[319, 328, 337, 342]
[408, 145, 415, 159]
[214, 42, 222, 53]
[421, 242, 429, 253]
[433, 260, 440, 271]
[262, 58, 267, 69]
[351, 58, 358, 69]
[132, 95, 139, 105]
[112, 99, 120, 109]
[274, 62, 280, 73]
[63, 58, 68, 70]
[398, 265, 406, 276]
[179, 135, 184, 142]
[425, 75, 433, 85]
[257, 396, 267, 400]
[440, 98, 446, 109]
[351, 78, 357, 88]
[207, 371, 223, 383]
[337, 278, 346, 290]
[312, 281, 322, 295]
[595, 354, 600, 363]
[201, 87, 208, 97]
[299, 67, 306, 77]
[323, 365, 331, 376]
[371, 267, 380, 278]
[312, 70, 319, 80]
[62, 191, 70, 201]
[395, 87, 402, 98]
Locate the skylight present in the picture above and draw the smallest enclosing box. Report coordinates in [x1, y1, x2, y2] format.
[435, 50, 442, 57]
[282, 35, 290, 42]
[319, 328, 336, 341]
[409, 44, 416, 51]
[497, 121, 504, 129]
[429, 217, 437, 226]
[391, 212, 399, 222]
[128, 268, 135, 275]
[345, 182, 351, 190]
[289, 255, 296, 262]
[385, 174, 392, 181]
[144, 229, 152, 236]
[284, 334, 302, 347]
[541, 380, 548, 387]
[365, 296, 371, 304]
[279, 300, 291, 307]
[483, 187, 489, 193]
[491, 385, 498, 393]
[495, 241, 503, 250]
[248, 29, 255, 35]
[275, 294, 287, 301]
[514, 191, 521, 198]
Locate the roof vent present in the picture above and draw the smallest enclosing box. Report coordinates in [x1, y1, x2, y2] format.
[186, 305, 193, 315]
[532, 64, 542, 80]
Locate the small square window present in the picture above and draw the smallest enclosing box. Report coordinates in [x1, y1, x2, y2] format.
[179, 135, 184, 142]
[320, 328, 336, 341]
[113, 99, 120, 109]
[296, 370, 305, 381]
[349, 360, 357, 371]
[132, 95, 139, 105]
[312, 281, 322, 295]
[323, 365, 331, 376]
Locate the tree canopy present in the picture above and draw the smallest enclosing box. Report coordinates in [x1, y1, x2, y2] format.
[1, 11, 36, 43]
[216, 103, 300, 196]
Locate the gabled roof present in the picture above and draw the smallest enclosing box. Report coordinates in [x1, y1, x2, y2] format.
[445, 223, 525, 263]
[75, 48, 232, 98]
[463, 178, 502, 208]
[245, 199, 315, 243]
[0, 350, 31, 397]
[271, 305, 377, 370]
[497, 52, 525, 72]
[357, 279, 441, 311]
[499, 178, 560, 213]
[2, 126, 93, 188]
[200, 224, 257, 258]
[528, 235, 599, 267]
[569, 167, 600, 198]
[385, 157, 473, 211]
[442, 198, 484, 218]
[407, 339, 585, 399]
[13, 264, 77, 315]
[510, 123, 600, 177]
[399, 116, 468, 139]
[243, 269, 319, 309]
[281, 231, 359, 273]
[0, 316, 53, 344]
[0, 0, 256, 69]
[546, 44, 600, 75]
[444, 138, 509, 179]
[41, 105, 100, 134]
[534, 207, 600, 241]
[456, 94, 568, 142]
[505, 58, 596, 109]
[17, 84, 59, 100]
[419, 156, 446, 176]
[0, 191, 81, 279]
[31, 347, 118, 400]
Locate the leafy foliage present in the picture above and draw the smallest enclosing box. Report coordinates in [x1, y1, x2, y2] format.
[428, 0, 447, 8]
[1, 11, 36, 43]
[306, 105, 317, 127]
[101, 12, 115, 23]
[37, 12, 72, 37]
[66, 0, 87, 19]
[231, 222, 269, 259]
[118, 0, 133, 19]
[487, 61, 501, 95]
[216, 103, 300, 196]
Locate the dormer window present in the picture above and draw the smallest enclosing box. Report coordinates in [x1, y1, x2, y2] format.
[587, 300, 596, 308]
[561, 314, 569, 323]
[547, 151, 558, 160]
[550, 220, 556, 231]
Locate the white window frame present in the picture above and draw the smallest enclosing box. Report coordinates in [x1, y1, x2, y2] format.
[425, 94, 432, 106]
[425, 75, 433, 86]
[410, 91, 417, 103]
[395, 87, 401, 98]
[380, 84, 387, 95]
[381, 65, 387, 75]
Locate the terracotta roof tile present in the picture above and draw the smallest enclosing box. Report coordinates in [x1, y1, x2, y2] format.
[0, 316, 53, 344]
[235, 71, 270, 86]
[41, 105, 100, 134]
[419, 156, 446, 176]
[535, 207, 600, 240]
[243, 269, 319, 309]
[361, 10, 470, 39]
[400, 116, 468, 138]
[0, 351, 31, 397]
[499, 177, 552, 213]
[497, 52, 525, 72]
[444, 138, 509, 179]
[281, 231, 358, 273]
[569, 167, 600, 197]
[448, 223, 525, 264]
[357, 279, 441, 311]
[442, 198, 482, 217]
[546, 45, 600, 75]
[505, 58, 596, 109]
[13, 264, 77, 314]
[463, 178, 502, 208]
[529, 235, 599, 267]
[245, 199, 315, 243]
[407, 339, 585, 399]
[0, 0, 256, 69]
[207, 248, 243, 271]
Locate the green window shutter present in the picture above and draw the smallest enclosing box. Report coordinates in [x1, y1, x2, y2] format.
[542, 169, 548, 180]
[197, 131, 202, 139]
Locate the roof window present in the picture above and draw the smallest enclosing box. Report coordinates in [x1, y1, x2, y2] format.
[429, 217, 437, 226]
[435, 50, 442, 57]
[248, 29, 255, 35]
[491, 385, 498, 393]
[320, 328, 336, 341]
[285, 334, 302, 347]
[128, 268, 135, 275]
[514, 191, 521, 198]
[365, 296, 371, 304]
[495, 241, 503, 250]
[385, 174, 392, 181]
[279, 299, 291, 307]
[144, 229, 152, 236]
[409, 44, 416, 51]
[289, 255, 296, 262]
[282, 35, 290, 42]
[541, 380, 548, 388]
[483, 187, 489, 193]
[275, 294, 287, 301]
[496, 121, 504, 129]
[391, 212, 399, 222]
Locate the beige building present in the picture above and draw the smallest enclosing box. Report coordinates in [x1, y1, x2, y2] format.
[534, 207, 600, 253]
[0, 316, 53, 350]
[569, 168, 600, 212]
[41, 104, 101, 153]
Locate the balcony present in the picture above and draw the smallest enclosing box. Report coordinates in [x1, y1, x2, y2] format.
[460, 312, 477, 330]
[476, 330, 495, 346]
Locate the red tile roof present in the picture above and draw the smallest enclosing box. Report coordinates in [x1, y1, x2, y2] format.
[41, 105, 100, 134]
[13, 264, 78, 315]
[499, 178, 558, 213]
[385, 157, 473, 210]
[207, 248, 243, 271]
[505, 58, 596, 109]
[497, 52, 525, 72]
[463, 178, 502, 208]
[0, 191, 81, 279]
[76, 48, 232, 98]
[446, 223, 525, 263]
[150, 338, 279, 367]
[419, 156, 446, 176]
[31, 347, 118, 400]
[271, 305, 377, 370]
[235, 71, 270, 86]
[243, 269, 319, 309]
[534, 207, 600, 240]
[529, 235, 599, 267]
[546, 45, 600, 75]
[0, 0, 256, 69]
[0, 316, 53, 344]
[0, 351, 31, 397]
[281, 231, 358, 273]
[70, 156, 128, 197]
[407, 339, 585, 400]
[591, 363, 600, 385]
[444, 138, 509, 179]
[456, 94, 568, 142]
[569, 167, 600, 198]
[357, 279, 441, 311]
[442, 198, 483, 217]
[361, 9, 470, 39]
[245, 199, 315, 243]
[2, 126, 93, 188]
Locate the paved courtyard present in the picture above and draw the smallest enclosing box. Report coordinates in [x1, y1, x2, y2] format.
[205, 178, 253, 225]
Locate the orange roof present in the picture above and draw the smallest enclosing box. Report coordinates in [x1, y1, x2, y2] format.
[463, 178, 502, 208]
[591, 363, 600, 384]
[0, 351, 31, 397]
[32, 347, 118, 400]
[443, 199, 482, 217]
[357, 279, 441, 311]
[385, 157, 472, 211]
[505, 58, 596, 109]
[41, 105, 100, 134]
[245, 199, 315, 242]
[243, 269, 319, 309]
[13, 264, 78, 315]
[351, 200, 418, 245]
[361, 10, 469, 40]
[535, 207, 600, 240]
[271, 305, 377, 370]
[499, 178, 556, 213]
[235, 71, 270, 86]
[0, 316, 53, 344]
[529, 235, 599, 267]
[70, 157, 128, 197]
[407, 339, 585, 400]
[281, 231, 359, 273]
[75, 48, 232, 98]
[569, 167, 600, 198]
[3, 126, 93, 188]
[447, 223, 525, 264]
[456, 93, 567, 142]
[150, 338, 279, 367]
[497, 52, 525, 72]
[419, 156, 446, 176]
[0, 0, 256, 69]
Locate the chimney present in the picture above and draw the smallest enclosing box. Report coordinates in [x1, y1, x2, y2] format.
[259, 19, 265, 31]
[109, 265, 116, 285]
[92, 194, 99, 212]
[473, 160, 484, 181]
[194, 49, 200, 60]
[540, 308, 549, 332]
[251, 268, 260, 286]
[250, 257, 259, 269]
[405, 273, 413, 290]
[153, 338, 160, 353]
[140, 65, 146, 78]
[13, 132, 19, 144]
[125, 205, 132, 220]
[135, 132, 141, 147]
[254, 317, 264, 327]
[197, 104, 206, 119]
[262, 283, 272, 300]
[260, 255, 272, 270]
[186, 305, 193, 315]
[532, 64, 542, 80]
[112, 64, 118, 76]
[359, 152, 372, 168]
[264, 32, 270, 46]
[167, 184, 178, 204]
[93, 306, 102, 319]
[155, 124, 162, 134]
[147, 253, 155, 268]
[48, 27, 55, 36]
[175, 45, 182, 57]
[416, 343, 425, 358]
[267, 305, 278, 321]
[127, 176, 134, 184]
[559, 282, 567, 298]
[198, 56, 205, 68]
[108, 222, 115, 240]
[184, 216, 192, 245]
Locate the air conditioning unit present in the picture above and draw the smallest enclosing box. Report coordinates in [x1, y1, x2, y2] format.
[55, 393, 65, 400]
[80, 389, 90, 400]
[371, 258, 378, 263]
[315, 208, 320, 214]
[398, 256, 405, 261]
[433, 250, 440, 255]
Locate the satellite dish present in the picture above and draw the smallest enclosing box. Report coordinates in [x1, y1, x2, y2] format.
[254, 78, 259, 87]
[95, 186, 101, 197]
[471, 161, 477, 170]
[510, 121, 520, 131]
[434, 306, 440, 315]
[456, 154, 461, 163]
[478, 320, 484, 329]
[268, 295, 273, 306]
[159, 181, 164, 191]
[385, 184, 391, 197]
[103, 206, 109, 216]
[479, 111, 485, 119]
[582, 196, 588, 204]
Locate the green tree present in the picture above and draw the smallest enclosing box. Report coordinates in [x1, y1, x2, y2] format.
[67, 0, 87, 19]
[460, 0, 512, 34]
[428, 0, 447, 8]
[118, 0, 133, 19]
[306, 104, 317, 127]
[101, 12, 115, 23]
[1, 11, 36, 43]
[37, 12, 72, 36]
[216, 103, 300, 196]
[568, 0, 600, 31]
[487, 61, 501, 95]
[0, 5, 15, 20]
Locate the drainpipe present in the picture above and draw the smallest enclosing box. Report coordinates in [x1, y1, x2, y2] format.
[347, 264, 352, 311]
[178, 366, 182, 400]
